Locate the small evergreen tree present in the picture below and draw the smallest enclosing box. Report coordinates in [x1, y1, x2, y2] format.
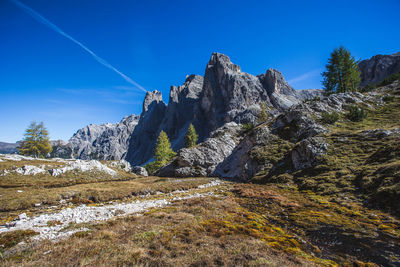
[18, 121, 52, 158]
[322, 46, 361, 93]
[185, 123, 198, 148]
[154, 131, 176, 165]
[257, 102, 269, 124]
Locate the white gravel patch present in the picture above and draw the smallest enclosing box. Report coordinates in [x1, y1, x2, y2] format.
[0, 183, 220, 241]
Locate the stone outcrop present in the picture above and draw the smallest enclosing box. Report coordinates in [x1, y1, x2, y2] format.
[258, 68, 323, 111]
[358, 52, 400, 86]
[157, 122, 242, 177]
[50, 140, 74, 159]
[214, 126, 274, 181]
[291, 137, 328, 171]
[125, 53, 323, 165]
[131, 166, 148, 177]
[212, 89, 367, 181]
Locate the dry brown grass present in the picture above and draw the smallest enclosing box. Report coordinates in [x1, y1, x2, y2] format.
[0, 174, 212, 220]
[1, 195, 324, 267]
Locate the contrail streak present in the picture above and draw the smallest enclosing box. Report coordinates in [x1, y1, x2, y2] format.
[10, 0, 147, 92]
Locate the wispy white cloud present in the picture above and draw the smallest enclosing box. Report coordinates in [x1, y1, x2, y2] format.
[10, 0, 147, 93]
[287, 69, 321, 85]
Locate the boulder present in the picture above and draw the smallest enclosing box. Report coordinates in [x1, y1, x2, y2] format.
[131, 166, 148, 176]
[291, 137, 328, 171]
[158, 122, 242, 177]
[214, 126, 273, 181]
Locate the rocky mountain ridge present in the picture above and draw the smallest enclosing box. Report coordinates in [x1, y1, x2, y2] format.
[51, 114, 139, 160]
[50, 51, 399, 166]
[0, 142, 18, 154]
[126, 53, 323, 165]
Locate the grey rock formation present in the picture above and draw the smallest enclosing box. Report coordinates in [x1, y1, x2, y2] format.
[258, 68, 323, 111]
[54, 52, 325, 164]
[272, 92, 365, 143]
[126, 91, 167, 165]
[51, 114, 139, 160]
[159, 75, 204, 149]
[358, 52, 400, 86]
[157, 122, 242, 177]
[291, 137, 328, 171]
[50, 140, 74, 159]
[214, 126, 273, 181]
[124, 53, 323, 166]
[199, 53, 273, 133]
[69, 114, 140, 160]
[132, 166, 148, 177]
[272, 104, 326, 143]
[213, 89, 368, 180]
[108, 160, 132, 172]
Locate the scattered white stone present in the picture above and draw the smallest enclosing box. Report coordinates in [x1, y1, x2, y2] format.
[0, 154, 36, 161]
[15, 165, 46, 175]
[19, 213, 28, 220]
[49, 160, 116, 176]
[17, 190, 23, 193]
[108, 160, 132, 172]
[0, 170, 10, 176]
[197, 179, 222, 189]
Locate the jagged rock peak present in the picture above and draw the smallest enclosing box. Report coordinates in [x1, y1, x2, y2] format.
[263, 68, 295, 95]
[143, 90, 164, 113]
[207, 52, 241, 73]
[169, 74, 204, 103]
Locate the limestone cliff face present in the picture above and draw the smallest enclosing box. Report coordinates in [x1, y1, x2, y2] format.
[125, 91, 167, 165]
[199, 53, 272, 134]
[358, 52, 400, 86]
[159, 75, 204, 149]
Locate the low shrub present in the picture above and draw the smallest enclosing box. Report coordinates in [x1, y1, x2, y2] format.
[241, 122, 254, 133]
[382, 95, 395, 102]
[321, 111, 339, 124]
[347, 105, 367, 122]
[144, 161, 164, 175]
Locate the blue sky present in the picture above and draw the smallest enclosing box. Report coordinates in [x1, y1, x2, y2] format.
[1, 0, 399, 142]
